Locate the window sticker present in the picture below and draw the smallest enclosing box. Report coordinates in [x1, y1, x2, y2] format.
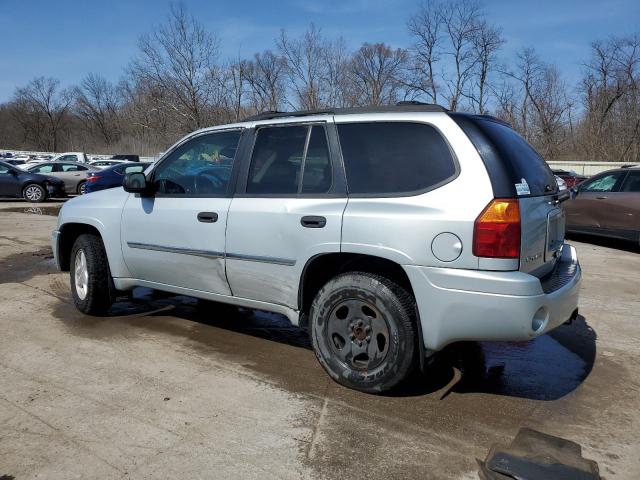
[515, 178, 530, 196]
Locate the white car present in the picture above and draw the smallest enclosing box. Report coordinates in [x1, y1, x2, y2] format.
[52, 104, 581, 393]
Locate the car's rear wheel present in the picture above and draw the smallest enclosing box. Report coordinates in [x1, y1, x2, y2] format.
[310, 272, 417, 393]
[23, 183, 46, 203]
[70, 233, 115, 315]
[77, 181, 87, 195]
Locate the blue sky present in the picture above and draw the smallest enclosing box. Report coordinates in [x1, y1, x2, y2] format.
[0, 0, 638, 102]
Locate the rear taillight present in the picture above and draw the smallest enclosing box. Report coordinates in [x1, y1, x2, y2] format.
[473, 199, 521, 258]
[87, 176, 99, 183]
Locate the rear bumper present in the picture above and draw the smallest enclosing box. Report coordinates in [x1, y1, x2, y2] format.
[404, 244, 581, 351]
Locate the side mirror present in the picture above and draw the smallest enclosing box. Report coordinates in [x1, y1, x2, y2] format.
[570, 186, 579, 199]
[123, 172, 153, 195]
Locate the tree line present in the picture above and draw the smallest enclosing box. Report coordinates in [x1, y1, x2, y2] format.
[0, 1, 638, 162]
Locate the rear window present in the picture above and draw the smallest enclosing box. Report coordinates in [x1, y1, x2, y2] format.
[451, 114, 558, 197]
[337, 122, 457, 195]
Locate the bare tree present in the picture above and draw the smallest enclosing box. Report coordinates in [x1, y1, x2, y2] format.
[348, 43, 409, 106]
[407, 0, 444, 102]
[128, 3, 221, 134]
[244, 50, 287, 112]
[440, 0, 481, 110]
[74, 74, 122, 145]
[277, 24, 349, 109]
[578, 35, 640, 161]
[503, 48, 572, 158]
[468, 20, 504, 113]
[13, 77, 73, 151]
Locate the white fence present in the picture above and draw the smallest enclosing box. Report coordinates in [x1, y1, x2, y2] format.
[546, 161, 636, 176]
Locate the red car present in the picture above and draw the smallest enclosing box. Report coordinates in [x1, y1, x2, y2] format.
[552, 169, 588, 188]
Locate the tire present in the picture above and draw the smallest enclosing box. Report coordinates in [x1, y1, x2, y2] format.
[310, 272, 417, 393]
[23, 183, 47, 203]
[77, 181, 87, 195]
[70, 233, 115, 315]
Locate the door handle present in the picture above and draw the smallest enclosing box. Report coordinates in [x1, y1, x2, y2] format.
[596, 196, 608, 199]
[301, 215, 326, 228]
[197, 212, 218, 223]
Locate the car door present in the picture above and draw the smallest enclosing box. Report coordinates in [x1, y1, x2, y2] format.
[601, 170, 640, 238]
[225, 121, 347, 309]
[120, 129, 244, 295]
[0, 163, 21, 197]
[565, 171, 627, 232]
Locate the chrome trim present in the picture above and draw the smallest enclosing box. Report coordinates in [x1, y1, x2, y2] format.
[127, 242, 224, 260]
[226, 252, 296, 267]
[126, 242, 295, 266]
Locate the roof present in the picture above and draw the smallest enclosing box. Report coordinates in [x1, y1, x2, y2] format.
[242, 102, 447, 122]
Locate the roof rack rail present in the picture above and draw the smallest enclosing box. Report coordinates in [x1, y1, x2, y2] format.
[243, 103, 447, 122]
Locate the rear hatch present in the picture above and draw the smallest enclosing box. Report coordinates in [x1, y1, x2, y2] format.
[451, 114, 565, 277]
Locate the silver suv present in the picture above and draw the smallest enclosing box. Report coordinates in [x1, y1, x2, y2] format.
[52, 104, 581, 393]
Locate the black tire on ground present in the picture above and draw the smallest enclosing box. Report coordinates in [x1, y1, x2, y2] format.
[310, 271, 418, 393]
[70, 233, 115, 315]
[77, 181, 86, 195]
[22, 183, 47, 203]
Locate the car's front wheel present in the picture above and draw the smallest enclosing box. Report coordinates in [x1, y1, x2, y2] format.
[70, 233, 115, 315]
[310, 272, 417, 393]
[23, 183, 46, 203]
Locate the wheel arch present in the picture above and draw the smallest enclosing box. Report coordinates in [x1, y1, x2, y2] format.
[57, 222, 103, 271]
[298, 252, 415, 324]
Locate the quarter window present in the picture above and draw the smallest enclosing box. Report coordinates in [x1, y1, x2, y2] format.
[337, 122, 456, 195]
[247, 125, 331, 194]
[152, 130, 241, 196]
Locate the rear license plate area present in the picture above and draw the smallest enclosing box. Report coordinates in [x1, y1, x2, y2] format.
[546, 209, 565, 261]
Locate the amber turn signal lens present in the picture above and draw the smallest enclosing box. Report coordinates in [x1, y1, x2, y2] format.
[473, 199, 521, 258]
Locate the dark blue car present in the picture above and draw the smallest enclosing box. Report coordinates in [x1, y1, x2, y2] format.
[84, 162, 151, 194]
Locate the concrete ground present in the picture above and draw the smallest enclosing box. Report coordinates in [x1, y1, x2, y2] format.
[0, 199, 639, 479]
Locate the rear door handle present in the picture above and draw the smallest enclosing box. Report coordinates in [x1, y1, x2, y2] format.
[596, 196, 608, 199]
[197, 212, 218, 223]
[301, 215, 326, 228]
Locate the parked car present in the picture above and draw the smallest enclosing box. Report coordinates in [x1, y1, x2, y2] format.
[111, 154, 140, 162]
[88, 159, 130, 168]
[26, 161, 99, 195]
[552, 169, 588, 188]
[84, 162, 151, 193]
[565, 166, 640, 243]
[0, 160, 66, 202]
[4, 159, 26, 167]
[51, 152, 90, 163]
[52, 104, 581, 393]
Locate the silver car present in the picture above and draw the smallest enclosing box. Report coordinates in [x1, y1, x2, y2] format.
[26, 161, 99, 195]
[51, 104, 581, 393]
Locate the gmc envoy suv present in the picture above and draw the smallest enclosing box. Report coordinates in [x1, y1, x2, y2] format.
[52, 103, 581, 393]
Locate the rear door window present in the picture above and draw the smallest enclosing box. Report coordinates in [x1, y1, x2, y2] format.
[336, 122, 456, 195]
[247, 125, 332, 195]
[620, 171, 640, 192]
